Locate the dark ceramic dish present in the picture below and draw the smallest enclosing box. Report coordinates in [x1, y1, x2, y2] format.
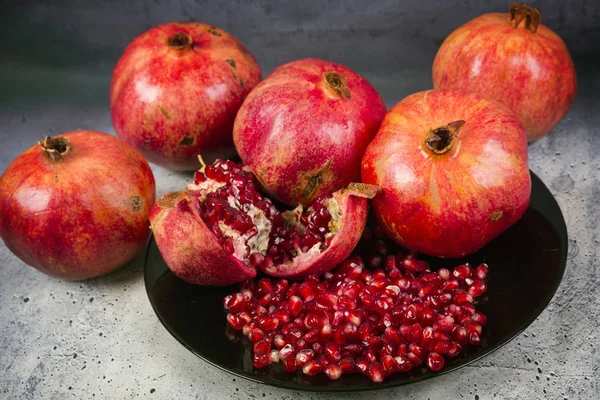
[144, 171, 567, 392]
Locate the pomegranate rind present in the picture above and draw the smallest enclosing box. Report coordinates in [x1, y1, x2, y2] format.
[259, 185, 376, 280]
[150, 190, 256, 286]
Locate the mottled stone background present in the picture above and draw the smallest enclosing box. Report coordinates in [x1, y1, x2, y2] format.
[1, 1, 599, 399]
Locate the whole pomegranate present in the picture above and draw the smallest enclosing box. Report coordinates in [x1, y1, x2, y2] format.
[110, 22, 262, 171]
[432, 3, 577, 142]
[233, 58, 386, 206]
[361, 89, 531, 258]
[0, 131, 156, 280]
[150, 159, 377, 285]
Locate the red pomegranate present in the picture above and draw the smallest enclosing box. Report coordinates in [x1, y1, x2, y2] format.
[432, 3, 577, 142]
[149, 159, 377, 285]
[233, 58, 386, 206]
[0, 131, 156, 280]
[110, 22, 262, 170]
[361, 89, 531, 258]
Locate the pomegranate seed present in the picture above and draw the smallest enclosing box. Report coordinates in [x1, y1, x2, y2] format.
[384, 327, 402, 344]
[288, 296, 303, 317]
[453, 264, 472, 279]
[248, 328, 266, 343]
[430, 339, 450, 354]
[342, 322, 358, 339]
[285, 328, 302, 344]
[363, 347, 377, 362]
[305, 311, 328, 329]
[447, 342, 462, 357]
[421, 326, 434, 347]
[419, 306, 437, 325]
[434, 315, 455, 333]
[453, 326, 469, 344]
[305, 328, 320, 343]
[226, 313, 245, 330]
[475, 263, 489, 280]
[375, 296, 393, 313]
[384, 285, 400, 297]
[339, 358, 356, 373]
[471, 311, 488, 326]
[332, 310, 345, 327]
[461, 304, 476, 315]
[242, 321, 256, 336]
[356, 358, 369, 373]
[253, 338, 272, 354]
[270, 350, 280, 363]
[426, 352, 445, 371]
[317, 292, 338, 308]
[433, 331, 449, 342]
[256, 316, 279, 331]
[324, 342, 342, 362]
[279, 344, 295, 359]
[274, 279, 289, 294]
[338, 295, 357, 310]
[368, 254, 383, 268]
[469, 332, 481, 345]
[455, 293, 473, 304]
[406, 352, 422, 367]
[467, 279, 488, 298]
[324, 364, 342, 380]
[257, 294, 271, 306]
[437, 268, 451, 281]
[257, 278, 274, 295]
[300, 360, 321, 376]
[312, 342, 324, 355]
[366, 361, 384, 382]
[462, 319, 483, 335]
[296, 349, 315, 366]
[320, 323, 333, 341]
[298, 283, 316, 301]
[408, 343, 426, 360]
[385, 256, 398, 271]
[282, 357, 297, 372]
[381, 354, 397, 375]
[296, 340, 310, 351]
[394, 355, 413, 372]
[441, 280, 460, 292]
[346, 310, 363, 326]
[252, 352, 270, 368]
[223, 293, 245, 312]
[332, 329, 346, 344]
[342, 343, 363, 357]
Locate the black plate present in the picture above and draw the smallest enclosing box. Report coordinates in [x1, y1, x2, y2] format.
[144, 172, 567, 392]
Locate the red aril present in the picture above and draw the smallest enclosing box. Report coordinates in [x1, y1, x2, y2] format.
[362, 89, 531, 258]
[111, 22, 261, 170]
[234, 58, 386, 206]
[224, 244, 489, 382]
[0, 131, 155, 280]
[150, 159, 377, 285]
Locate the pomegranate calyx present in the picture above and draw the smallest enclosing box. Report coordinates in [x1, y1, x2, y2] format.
[342, 183, 379, 199]
[155, 190, 187, 209]
[167, 31, 193, 49]
[509, 3, 541, 33]
[324, 72, 351, 100]
[39, 136, 70, 161]
[424, 120, 465, 155]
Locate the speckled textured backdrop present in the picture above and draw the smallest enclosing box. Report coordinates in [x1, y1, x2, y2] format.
[1, 1, 599, 399]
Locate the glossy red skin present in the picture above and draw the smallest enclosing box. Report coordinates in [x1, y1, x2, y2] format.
[111, 22, 262, 171]
[260, 185, 372, 280]
[362, 89, 531, 258]
[149, 184, 374, 285]
[149, 191, 256, 286]
[233, 58, 386, 206]
[0, 131, 156, 280]
[433, 12, 577, 142]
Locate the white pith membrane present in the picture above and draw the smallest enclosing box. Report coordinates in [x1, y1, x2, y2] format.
[187, 161, 344, 269]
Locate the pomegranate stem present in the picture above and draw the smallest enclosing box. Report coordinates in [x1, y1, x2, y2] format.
[39, 136, 70, 161]
[167, 32, 193, 49]
[324, 72, 351, 99]
[509, 3, 541, 33]
[424, 120, 465, 155]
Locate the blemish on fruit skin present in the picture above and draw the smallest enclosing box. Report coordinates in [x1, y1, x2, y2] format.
[179, 136, 194, 146]
[489, 210, 503, 221]
[157, 105, 170, 120]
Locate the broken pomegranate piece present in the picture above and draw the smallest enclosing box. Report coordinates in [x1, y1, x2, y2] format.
[149, 159, 377, 285]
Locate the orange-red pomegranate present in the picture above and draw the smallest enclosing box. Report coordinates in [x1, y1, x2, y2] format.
[111, 22, 262, 170]
[0, 131, 156, 280]
[362, 89, 531, 258]
[233, 58, 386, 206]
[432, 3, 577, 142]
[149, 160, 377, 285]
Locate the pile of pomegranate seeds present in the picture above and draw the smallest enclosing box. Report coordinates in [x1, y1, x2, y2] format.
[192, 160, 335, 268]
[224, 247, 489, 382]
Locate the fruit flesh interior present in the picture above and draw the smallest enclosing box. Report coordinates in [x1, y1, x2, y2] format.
[187, 160, 341, 269]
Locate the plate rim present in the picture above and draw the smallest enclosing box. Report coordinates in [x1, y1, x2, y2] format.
[143, 171, 568, 392]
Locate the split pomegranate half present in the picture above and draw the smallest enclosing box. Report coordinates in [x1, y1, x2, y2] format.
[150, 160, 378, 285]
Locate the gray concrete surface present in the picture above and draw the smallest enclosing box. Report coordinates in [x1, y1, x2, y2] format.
[1, 1, 599, 399]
